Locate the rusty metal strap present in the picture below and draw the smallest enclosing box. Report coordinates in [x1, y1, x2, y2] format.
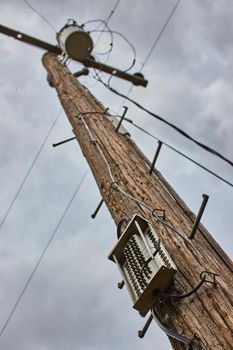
[151, 308, 202, 349]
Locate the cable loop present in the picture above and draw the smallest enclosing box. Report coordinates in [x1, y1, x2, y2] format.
[154, 270, 218, 301]
[200, 271, 219, 285]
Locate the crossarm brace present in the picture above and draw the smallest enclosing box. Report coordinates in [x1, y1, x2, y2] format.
[0, 24, 148, 87]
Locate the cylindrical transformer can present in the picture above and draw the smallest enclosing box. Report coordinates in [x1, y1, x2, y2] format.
[57, 25, 93, 61]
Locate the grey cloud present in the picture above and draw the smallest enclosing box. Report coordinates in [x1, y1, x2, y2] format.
[0, 1, 232, 350]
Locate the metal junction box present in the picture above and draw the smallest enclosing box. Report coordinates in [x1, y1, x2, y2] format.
[108, 215, 177, 317]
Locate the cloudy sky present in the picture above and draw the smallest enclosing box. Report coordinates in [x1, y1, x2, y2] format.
[0, 0, 232, 349]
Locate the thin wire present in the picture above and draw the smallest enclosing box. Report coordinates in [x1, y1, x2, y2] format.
[95, 0, 120, 51]
[110, 113, 233, 189]
[115, 0, 181, 112]
[82, 19, 113, 53]
[108, 1, 231, 173]
[82, 0, 120, 33]
[0, 109, 62, 232]
[105, 0, 121, 22]
[81, 116, 114, 182]
[90, 29, 136, 72]
[96, 77, 233, 168]
[0, 169, 88, 339]
[82, 19, 107, 28]
[90, 30, 136, 61]
[82, 1, 120, 87]
[140, 0, 181, 71]
[24, 0, 57, 33]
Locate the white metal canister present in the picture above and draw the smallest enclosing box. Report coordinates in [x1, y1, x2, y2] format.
[57, 24, 93, 61]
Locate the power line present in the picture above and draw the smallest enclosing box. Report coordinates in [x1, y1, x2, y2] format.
[101, 0, 233, 181]
[0, 169, 88, 339]
[93, 0, 120, 47]
[0, 109, 62, 232]
[140, 0, 181, 71]
[106, 0, 121, 22]
[24, 0, 57, 33]
[114, 114, 233, 189]
[82, 1, 120, 88]
[97, 78, 233, 168]
[116, 0, 181, 112]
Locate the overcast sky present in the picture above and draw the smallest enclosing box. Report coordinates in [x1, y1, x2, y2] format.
[0, 1, 232, 349]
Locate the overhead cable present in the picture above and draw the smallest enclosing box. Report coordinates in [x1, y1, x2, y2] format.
[0, 109, 62, 232]
[96, 77, 233, 168]
[114, 115, 233, 189]
[115, 0, 181, 112]
[24, 0, 57, 33]
[0, 169, 88, 339]
[85, 0, 120, 48]
[105, 0, 121, 23]
[140, 0, 182, 71]
[82, 1, 120, 87]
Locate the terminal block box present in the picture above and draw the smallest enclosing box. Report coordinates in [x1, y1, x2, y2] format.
[108, 215, 177, 317]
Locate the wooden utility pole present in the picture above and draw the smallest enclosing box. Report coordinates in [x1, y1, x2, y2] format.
[43, 52, 233, 350]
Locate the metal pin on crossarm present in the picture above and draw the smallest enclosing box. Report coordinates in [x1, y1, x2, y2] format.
[116, 106, 128, 132]
[189, 194, 209, 239]
[149, 141, 163, 174]
[52, 136, 76, 148]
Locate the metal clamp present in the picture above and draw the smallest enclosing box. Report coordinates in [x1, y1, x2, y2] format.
[89, 139, 97, 145]
[110, 181, 119, 191]
[152, 208, 166, 221]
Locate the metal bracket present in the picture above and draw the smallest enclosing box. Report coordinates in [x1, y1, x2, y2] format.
[73, 67, 89, 78]
[52, 136, 76, 147]
[149, 141, 163, 174]
[189, 194, 209, 239]
[117, 217, 129, 239]
[117, 280, 125, 289]
[138, 313, 153, 338]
